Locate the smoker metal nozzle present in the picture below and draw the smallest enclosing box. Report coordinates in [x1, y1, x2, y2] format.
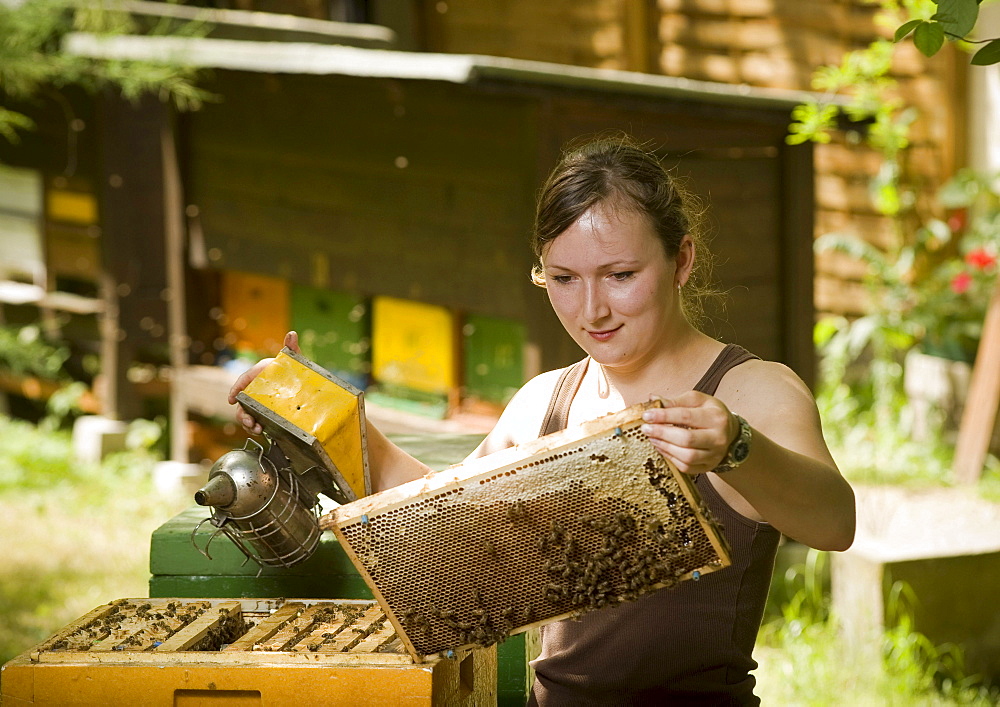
[194, 473, 237, 508]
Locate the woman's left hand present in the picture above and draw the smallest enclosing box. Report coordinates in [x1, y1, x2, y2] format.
[640, 391, 738, 475]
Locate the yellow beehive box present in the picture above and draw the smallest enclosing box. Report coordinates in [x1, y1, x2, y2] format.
[220, 270, 290, 357]
[0, 598, 497, 706]
[372, 296, 455, 395]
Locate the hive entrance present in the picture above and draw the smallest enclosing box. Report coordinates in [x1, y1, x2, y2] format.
[328, 402, 731, 661]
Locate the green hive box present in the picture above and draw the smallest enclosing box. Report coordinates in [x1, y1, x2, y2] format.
[463, 313, 525, 405]
[149, 433, 534, 706]
[290, 284, 370, 391]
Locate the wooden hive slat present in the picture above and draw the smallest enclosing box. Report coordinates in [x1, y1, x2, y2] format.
[118, 600, 193, 651]
[155, 601, 242, 652]
[324, 401, 731, 662]
[255, 604, 327, 651]
[322, 605, 385, 653]
[225, 603, 305, 651]
[351, 620, 398, 653]
[285, 605, 352, 652]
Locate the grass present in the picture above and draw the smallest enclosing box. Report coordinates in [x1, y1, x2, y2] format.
[0, 415, 189, 665]
[755, 551, 999, 706]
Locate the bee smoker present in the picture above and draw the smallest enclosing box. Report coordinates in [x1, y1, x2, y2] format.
[193, 439, 326, 568]
[192, 347, 371, 569]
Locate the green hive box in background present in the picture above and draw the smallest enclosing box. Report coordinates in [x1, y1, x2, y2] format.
[290, 284, 370, 391]
[149, 433, 534, 706]
[463, 314, 525, 405]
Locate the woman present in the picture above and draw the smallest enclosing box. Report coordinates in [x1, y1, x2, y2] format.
[231, 135, 855, 705]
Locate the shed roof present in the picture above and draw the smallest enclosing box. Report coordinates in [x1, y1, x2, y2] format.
[62, 32, 832, 112]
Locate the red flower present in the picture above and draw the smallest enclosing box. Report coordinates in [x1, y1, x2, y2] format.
[951, 271, 973, 294]
[966, 248, 997, 270]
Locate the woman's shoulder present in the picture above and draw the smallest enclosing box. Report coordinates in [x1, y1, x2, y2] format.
[500, 365, 580, 434]
[466, 363, 583, 458]
[716, 356, 819, 420]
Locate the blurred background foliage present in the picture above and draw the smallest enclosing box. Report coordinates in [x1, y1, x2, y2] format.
[0, 0, 211, 142]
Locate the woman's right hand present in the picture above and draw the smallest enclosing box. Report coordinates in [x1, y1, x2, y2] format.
[227, 330, 301, 435]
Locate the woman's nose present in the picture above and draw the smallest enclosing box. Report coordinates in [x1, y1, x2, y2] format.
[583, 281, 610, 323]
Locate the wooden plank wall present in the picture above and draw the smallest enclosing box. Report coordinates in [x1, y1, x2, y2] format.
[184, 72, 539, 323]
[421, 0, 966, 320]
[421, 0, 627, 69]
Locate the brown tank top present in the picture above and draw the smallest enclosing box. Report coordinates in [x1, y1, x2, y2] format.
[529, 344, 780, 707]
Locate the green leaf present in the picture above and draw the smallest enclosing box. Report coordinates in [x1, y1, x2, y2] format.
[813, 316, 846, 347]
[913, 21, 946, 56]
[972, 39, 1000, 66]
[931, 0, 979, 38]
[894, 19, 923, 42]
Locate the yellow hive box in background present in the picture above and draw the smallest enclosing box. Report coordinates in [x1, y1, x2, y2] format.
[221, 271, 290, 357]
[372, 296, 455, 395]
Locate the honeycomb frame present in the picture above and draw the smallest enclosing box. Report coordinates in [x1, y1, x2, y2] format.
[324, 400, 732, 663]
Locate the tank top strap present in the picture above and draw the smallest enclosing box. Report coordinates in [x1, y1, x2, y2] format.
[538, 345, 757, 437]
[537, 358, 589, 437]
[692, 343, 759, 396]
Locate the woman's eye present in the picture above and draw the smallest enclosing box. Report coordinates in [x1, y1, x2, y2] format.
[551, 275, 573, 284]
[611, 271, 634, 281]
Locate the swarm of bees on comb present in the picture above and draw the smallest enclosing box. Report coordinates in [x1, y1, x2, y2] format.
[327, 402, 732, 662]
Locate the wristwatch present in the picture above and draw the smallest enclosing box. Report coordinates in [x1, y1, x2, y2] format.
[713, 414, 752, 474]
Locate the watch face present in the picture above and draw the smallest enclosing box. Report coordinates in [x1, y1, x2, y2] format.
[733, 440, 750, 463]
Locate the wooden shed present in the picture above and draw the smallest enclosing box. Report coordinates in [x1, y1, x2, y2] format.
[4, 31, 822, 448]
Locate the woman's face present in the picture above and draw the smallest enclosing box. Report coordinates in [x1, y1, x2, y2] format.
[541, 203, 692, 373]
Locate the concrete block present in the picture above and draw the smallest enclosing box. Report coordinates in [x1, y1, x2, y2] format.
[153, 461, 207, 499]
[832, 485, 1000, 682]
[71, 415, 127, 464]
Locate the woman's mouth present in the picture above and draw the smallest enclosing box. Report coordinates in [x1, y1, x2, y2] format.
[587, 325, 622, 342]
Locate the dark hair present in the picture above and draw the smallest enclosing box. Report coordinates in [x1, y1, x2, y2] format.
[531, 134, 717, 327]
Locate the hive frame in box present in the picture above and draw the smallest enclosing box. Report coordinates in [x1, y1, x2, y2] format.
[2, 598, 497, 706]
[323, 400, 732, 663]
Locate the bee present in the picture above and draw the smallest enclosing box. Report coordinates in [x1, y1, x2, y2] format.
[506, 500, 527, 522]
